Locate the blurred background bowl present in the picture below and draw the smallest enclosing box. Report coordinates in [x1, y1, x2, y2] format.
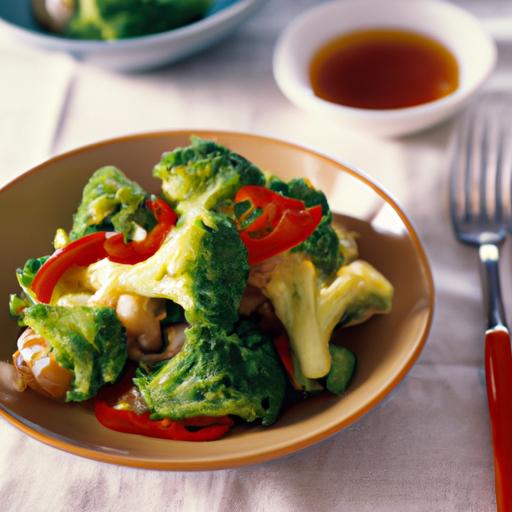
[0, 0, 266, 71]
[273, 0, 496, 138]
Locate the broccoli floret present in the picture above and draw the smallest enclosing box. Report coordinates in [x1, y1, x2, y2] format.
[153, 137, 265, 216]
[22, 304, 127, 401]
[67, 0, 213, 40]
[269, 177, 331, 220]
[70, 166, 155, 241]
[8, 294, 31, 324]
[86, 209, 248, 330]
[17, 256, 49, 289]
[15, 256, 49, 304]
[263, 254, 393, 379]
[134, 322, 286, 426]
[294, 218, 342, 276]
[267, 177, 343, 276]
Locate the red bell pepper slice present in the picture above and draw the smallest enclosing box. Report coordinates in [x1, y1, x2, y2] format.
[273, 334, 294, 381]
[240, 204, 322, 265]
[236, 186, 305, 212]
[31, 199, 177, 303]
[104, 198, 177, 264]
[94, 401, 234, 442]
[235, 185, 304, 234]
[31, 231, 109, 303]
[235, 186, 323, 265]
[94, 368, 234, 442]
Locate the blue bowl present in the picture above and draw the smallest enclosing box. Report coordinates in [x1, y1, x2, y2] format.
[0, 0, 266, 71]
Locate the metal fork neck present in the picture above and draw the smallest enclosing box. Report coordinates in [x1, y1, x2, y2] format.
[479, 243, 508, 330]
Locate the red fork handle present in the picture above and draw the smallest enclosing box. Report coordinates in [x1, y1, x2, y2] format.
[485, 328, 512, 511]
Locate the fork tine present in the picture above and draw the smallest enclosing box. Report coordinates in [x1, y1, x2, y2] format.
[478, 112, 491, 223]
[463, 109, 475, 222]
[490, 96, 512, 230]
[450, 108, 478, 224]
[466, 107, 487, 223]
[465, 106, 500, 224]
[449, 115, 464, 229]
[501, 101, 512, 230]
[494, 112, 505, 224]
[481, 109, 505, 225]
[450, 111, 471, 227]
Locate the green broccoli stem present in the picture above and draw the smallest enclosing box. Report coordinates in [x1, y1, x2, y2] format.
[86, 209, 249, 331]
[265, 255, 330, 378]
[264, 255, 393, 379]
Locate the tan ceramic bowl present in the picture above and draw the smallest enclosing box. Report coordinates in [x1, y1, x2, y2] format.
[0, 131, 433, 469]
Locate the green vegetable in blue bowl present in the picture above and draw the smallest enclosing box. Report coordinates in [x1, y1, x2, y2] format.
[33, 0, 214, 40]
[0, 0, 262, 71]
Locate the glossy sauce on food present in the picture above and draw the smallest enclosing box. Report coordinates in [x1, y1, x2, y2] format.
[310, 29, 459, 110]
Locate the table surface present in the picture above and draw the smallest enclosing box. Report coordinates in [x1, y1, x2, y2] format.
[2, 1, 512, 510]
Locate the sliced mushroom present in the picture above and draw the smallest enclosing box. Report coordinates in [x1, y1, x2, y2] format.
[248, 256, 282, 289]
[162, 323, 187, 358]
[126, 323, 187, 363]
[116, 295, 166, 355]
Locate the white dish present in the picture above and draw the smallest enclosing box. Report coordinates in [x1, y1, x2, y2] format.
[273, 0, 497, 138]
[0, 0, 266, 72]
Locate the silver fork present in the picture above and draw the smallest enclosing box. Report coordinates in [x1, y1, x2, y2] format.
[450, 100, 512, 511]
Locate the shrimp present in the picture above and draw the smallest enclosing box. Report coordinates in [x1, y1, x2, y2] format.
[12, 328, 72, 400]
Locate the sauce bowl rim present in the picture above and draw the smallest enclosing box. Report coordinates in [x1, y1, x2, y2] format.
[273, 0, 497, 122]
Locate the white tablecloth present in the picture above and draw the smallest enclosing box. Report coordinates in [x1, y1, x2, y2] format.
[1, 1, 511, 510]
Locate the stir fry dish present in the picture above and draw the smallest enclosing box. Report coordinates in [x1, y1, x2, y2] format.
[8, 137, 393, 441]
[31, 0, 213, 40]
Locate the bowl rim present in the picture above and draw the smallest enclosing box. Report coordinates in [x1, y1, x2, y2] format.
[273, 0, 497, 120]
[0, 130, 435, 470]
[0, 0, 264, 49]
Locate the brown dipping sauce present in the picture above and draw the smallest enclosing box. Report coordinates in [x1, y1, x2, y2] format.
[310, 29, 459, 110]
